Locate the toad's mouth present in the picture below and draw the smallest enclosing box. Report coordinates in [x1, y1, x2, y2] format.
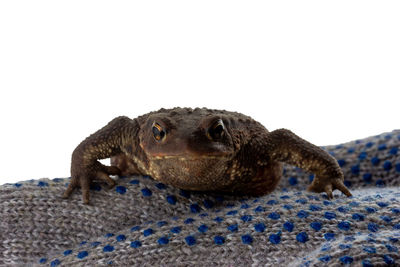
[141, 138, 235, 160]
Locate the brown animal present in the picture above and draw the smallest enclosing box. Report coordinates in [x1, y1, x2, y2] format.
[62, 107, 352, 204]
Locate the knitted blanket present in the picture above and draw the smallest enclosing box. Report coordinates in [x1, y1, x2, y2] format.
[1, 130, 399, 266]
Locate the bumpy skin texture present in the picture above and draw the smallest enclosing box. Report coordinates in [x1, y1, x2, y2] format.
[62, 107, 352, 204]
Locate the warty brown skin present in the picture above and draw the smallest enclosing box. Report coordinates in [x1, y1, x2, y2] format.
[62, 107, 352, 204]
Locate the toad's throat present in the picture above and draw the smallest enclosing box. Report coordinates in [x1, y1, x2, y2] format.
[147, 156, 233, 191]
[150, 155, 228, 160]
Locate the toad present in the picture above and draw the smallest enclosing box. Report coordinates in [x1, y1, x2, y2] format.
[62, 107, 352, 204]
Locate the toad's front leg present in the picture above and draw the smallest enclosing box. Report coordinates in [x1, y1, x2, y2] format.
[264, 129, 352, 198]
[62, 116, 140, 204]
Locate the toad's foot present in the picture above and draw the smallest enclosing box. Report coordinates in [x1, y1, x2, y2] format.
[62, 163, 121, 204]
[307, 176, 352, 199]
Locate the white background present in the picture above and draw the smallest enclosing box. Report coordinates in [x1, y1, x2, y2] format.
[0, 1, 399, 184]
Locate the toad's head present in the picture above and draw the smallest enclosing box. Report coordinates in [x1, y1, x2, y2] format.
[138, 108, 238, 190]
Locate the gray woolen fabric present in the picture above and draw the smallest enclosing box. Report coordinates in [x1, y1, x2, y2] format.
[1, 130, 399, 266]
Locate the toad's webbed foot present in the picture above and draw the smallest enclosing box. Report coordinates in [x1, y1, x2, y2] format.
[307, 175, 352, 199]
[62, 162, 121, 204]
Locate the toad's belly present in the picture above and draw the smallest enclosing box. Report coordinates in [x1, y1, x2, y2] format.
[111, 154, 282, 195]
[148, 156, 233, 191]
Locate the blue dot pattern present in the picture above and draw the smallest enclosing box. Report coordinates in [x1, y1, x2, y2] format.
[190, 204, 201, 213]
[143, 229, 153, 237]
[288, 176, 297, 185]
[103, 245, 114, 252]
[340, 255, 353, 264]
[296, 232, 309, 243]
[171, 226, 181, 234]
[310, 221, 322, 231]
[185, 235, 196, 246]
[241, 234, 253, 244]
[141, 188, 152, 197]
[227, 224, 238, 232]
[268, 212, 280, 220]
[324, 211, 336, 220]
[297, 210, 309, 218]
[283, 221, 294, 232]
[337, 221, 351, 231]
[319, 255, 331, 262]
[130, 226, 140, 232]
[324, 232, 335, 241]
[157, 237, 169, 245]
[77, 251, 88, 259]
[198, 224, 208, 233]
[1, 130, 400, 266]
[214, 236, 225, 245]
[155, 183, 167, 190]
[37, 181, 49, 187]
[50, 259, 60, 267]
[184, 218, 194, 224]
[269, 233, 281, 244]
[254, 223, 266, 232]
[115, 186, 126, 194]
[130, 241, 141, 248]
[116, 235, 126, 242]
[166, 195, 177, 205]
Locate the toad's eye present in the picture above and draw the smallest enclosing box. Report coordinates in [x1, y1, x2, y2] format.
[152, 123, 166, 141]
[208, 119, 225, 140]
